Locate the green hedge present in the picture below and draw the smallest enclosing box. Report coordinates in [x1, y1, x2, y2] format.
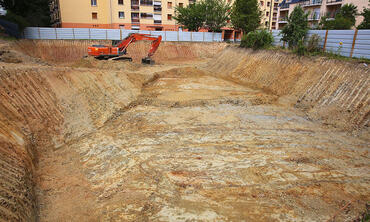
[240, 30, 274, 50]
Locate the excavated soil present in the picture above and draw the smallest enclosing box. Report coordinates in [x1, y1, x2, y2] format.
[0, 41, 369, 222]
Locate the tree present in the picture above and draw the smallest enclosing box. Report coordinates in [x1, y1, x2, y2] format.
[201, 0, 231, 32]
[338, 3, 358, 26]
[174, 0, 230, 32]
[358, 8, 370, 29]
[230, 0, 261, 34]
[319, 15, 353, 30]
[174, 3, 205, 31]
[0, 0, 51, 27]
[281, 6, 309, 48]
[319, 3, 358, 30]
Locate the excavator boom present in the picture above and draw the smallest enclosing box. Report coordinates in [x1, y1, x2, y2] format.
[87, 33, 162, 64]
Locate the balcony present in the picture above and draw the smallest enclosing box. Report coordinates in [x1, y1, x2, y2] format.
[272, 16, 277, 21]
[154, 6, 162, 12]
[131, 18, 140, 23]
[308, 14, 321, 20]
[280, 3, 289, 10]
[278, 17, 288, 23]
[273, 7, 278, 11]
[154, 20, 162, 24]
[326, 0, 342, 5]
[131, 6, 139, 10]
[300, 0, 322, 7]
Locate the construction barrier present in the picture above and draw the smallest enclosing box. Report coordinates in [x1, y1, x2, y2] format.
[23, 27, 370, 59]
[272, 29, 370, 59]
[23, 27, 223, 42]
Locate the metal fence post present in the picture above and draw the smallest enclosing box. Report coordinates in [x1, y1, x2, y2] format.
[323, 30, 329, 52]
[350, 29, 358, 58]
[38, 27, 41, 39]
[106, 29, 108, 40]
[120, 29, 122, 40]
[88, 28, 91, 40]
[212, 32, 214, 42]
[203, 32, 205, 42]
[190, 32, 193, 42]
[55, 28, 58, 39]
[164, 31, 167, 41]
[72, 28, 75, 39]
[177, 30, 179, 41]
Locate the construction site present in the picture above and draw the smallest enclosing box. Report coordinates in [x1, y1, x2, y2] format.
[0, 38, 369, 221]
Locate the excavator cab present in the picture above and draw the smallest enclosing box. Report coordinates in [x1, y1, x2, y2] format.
[87, 33, 162, 64]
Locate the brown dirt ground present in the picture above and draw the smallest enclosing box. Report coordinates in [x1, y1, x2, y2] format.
[0, 41, 369, 222]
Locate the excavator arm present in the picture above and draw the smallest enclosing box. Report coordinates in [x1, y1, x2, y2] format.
[88, 33, 162, 64]
[115, 33, 162, 64]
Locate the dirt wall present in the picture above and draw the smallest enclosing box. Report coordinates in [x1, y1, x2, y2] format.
[14, 40, 227, 64]
[0, 65, 152, 221]
[205, 47, 369, 131]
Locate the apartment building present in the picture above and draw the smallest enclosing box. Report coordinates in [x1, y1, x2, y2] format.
[258, 0, 281, 30]
[50, 0, 191, 30]
[277, 0, 368, 30]
[51, 0, 281, 31]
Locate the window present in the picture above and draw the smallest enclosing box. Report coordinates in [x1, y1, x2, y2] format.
[119, 11, 125, 18]
[140, 0, 153, 5]
[141, 13, 153, 19]
[91, 0, 97, 6]
[119, 24, 125, 29]
[179, 3, 183, 7]
[266, 11, 269, 16]
[260, 1, 264, 6]
[265, 21, 268, 26]
[92, 12, 98, 19]
[167, 2, 172, 8]
[267, 2, 270, 6]
[167, 14, 172, 20]
[118, 0, 124, 4]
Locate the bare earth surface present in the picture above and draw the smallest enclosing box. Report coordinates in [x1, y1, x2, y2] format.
[0, 41, 368, 222]
[35, 66, 369, 221]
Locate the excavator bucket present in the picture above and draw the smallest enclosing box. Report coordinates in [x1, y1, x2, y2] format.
[142, 57, 155, 65]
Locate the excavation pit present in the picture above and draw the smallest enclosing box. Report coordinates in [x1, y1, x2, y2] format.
[0, 40, 369, 221]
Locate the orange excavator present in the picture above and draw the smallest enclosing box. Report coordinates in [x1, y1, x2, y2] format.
[87, 33, 162, 64]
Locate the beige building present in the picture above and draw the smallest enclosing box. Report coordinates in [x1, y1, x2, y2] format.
[277, 0, 369, 30]
[51, 0, 281, 31]
[50, 0, 191, 30]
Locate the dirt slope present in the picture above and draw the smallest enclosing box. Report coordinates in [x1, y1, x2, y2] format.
[0, 42, 369, 221]
[205, 47, 369, 132]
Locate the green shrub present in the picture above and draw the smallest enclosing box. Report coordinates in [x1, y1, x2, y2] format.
[295, 39, 307, 56]
[306, 34, 321, 53]
[240, 29, 273, 49]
